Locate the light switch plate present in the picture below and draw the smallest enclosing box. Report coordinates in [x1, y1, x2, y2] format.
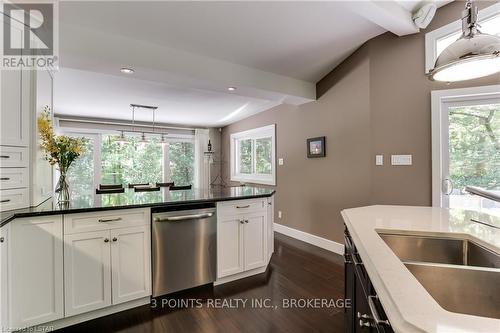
[391, 154, 412, 166]
[278, 158, 284, 166]
[375, 155, 383, 166]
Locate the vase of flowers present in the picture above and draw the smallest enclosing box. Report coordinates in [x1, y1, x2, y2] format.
[37, 107, 87, 203]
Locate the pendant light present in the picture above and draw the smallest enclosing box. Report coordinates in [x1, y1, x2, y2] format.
[116, 131, 127, 145]
[139, 132, 149, 145]
[160, 134, 167, 146]
[428, 0, 500, 82]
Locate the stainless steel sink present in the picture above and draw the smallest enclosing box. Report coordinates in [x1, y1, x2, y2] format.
[379, 233, 500, 269]
[378, 232, 500, 319]
[406, 263, 500, 319]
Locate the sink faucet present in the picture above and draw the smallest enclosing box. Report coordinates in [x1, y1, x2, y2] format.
[464, 186, 500, 230]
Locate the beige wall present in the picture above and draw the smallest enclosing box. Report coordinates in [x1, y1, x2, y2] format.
[222, 1, 500, 243]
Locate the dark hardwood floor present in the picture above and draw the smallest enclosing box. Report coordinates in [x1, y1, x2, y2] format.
[60, 233, 346, 333]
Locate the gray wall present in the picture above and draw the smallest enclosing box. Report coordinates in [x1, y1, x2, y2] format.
[222, 1, 500, 244]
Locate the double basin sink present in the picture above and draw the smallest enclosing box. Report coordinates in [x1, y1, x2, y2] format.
[378, 233, 500, 319]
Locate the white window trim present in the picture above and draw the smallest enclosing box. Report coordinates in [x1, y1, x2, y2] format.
[431, 84, 500, 208]
[230, 124, 276, 186]
[425, 3, 500, 73]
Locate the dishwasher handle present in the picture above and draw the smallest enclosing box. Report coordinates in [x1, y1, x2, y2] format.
[154, 212, 214, 222]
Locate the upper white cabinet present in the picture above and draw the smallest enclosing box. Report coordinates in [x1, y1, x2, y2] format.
[8, 215, 64, 328]
[63, 209, 151, 317]
[0, 68, 30, 147]
[64, 230, 112, 317]
[217, 197, 273, 280]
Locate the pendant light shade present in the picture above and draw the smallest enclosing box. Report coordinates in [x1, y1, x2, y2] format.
[116, 131, 127, 145]
[139, 132, 149, 144]
[429, 0, 500, 82]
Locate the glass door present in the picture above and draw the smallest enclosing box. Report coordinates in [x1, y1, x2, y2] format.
[440, 98, 500, 215]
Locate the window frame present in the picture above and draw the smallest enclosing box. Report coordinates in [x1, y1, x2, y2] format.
[425, 3, 500, 74]
[230, 124, 276, 186]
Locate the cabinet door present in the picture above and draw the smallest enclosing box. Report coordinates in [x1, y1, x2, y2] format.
[266, 196, 274, 260]
[0, 225, 9, 330]
[111, 225, 151, 305]
[217, 216, 244, 278]
[0, 25, 29, 147]
[9, 216, 64, 328]
[64, 230, 112, 316]
[244, 212, 267, 271]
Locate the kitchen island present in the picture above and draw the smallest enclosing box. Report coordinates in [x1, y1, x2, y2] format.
[342, 205, 500, 333]
[0, 186, 275, 332]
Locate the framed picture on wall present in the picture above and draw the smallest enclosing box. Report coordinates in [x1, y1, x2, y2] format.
[307, 136, 326, 158]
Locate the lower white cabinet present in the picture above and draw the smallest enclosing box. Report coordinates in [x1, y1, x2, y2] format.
[0, 225, 9, 331]
[8, 215, 64, 329]
[217, 198, 273, 279]
[217, 216, 245, 278]
[110, 226, 151, 305]
[64, 224, 151, 317]
[64, 230, 112, 316]
[243, 213, 267, 271]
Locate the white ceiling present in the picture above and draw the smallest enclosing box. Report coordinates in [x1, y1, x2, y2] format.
[55, 1, 451, 127]
[60, 1, 386, 83]
[54, 68, 279, 127]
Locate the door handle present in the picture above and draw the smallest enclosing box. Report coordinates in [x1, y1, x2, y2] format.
[443, 178, 453, 195]
[368, 295, 390, 326]
[98, 217, 122, 223]
[236, 205, 250, 209]
[155, 212, 214, 222]
[0, 156, 10, 159]
[0, 199, 11, 203]
[0, 178, 10, 181]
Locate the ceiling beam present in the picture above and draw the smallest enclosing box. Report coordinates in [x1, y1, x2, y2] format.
[341, 1, 419, 36]
[59, 23, 316, 105]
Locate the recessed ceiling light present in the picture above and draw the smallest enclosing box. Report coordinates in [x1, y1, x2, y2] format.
[120, 67, 135, 74]
[227, 87, 236, 91]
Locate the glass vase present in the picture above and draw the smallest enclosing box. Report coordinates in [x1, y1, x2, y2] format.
[56, 171, 70, 203]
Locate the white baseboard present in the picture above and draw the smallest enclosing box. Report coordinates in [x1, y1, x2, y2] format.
[273, 223, 344, 255]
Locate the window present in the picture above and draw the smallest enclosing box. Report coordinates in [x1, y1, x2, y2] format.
[425, 3, 500, 73]
[63, 132, 195, 194]
[230, 124, 276, 185]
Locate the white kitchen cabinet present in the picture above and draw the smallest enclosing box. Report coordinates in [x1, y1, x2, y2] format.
[217, 198, 272, 280]
[243, 213, 267, 271]
[217, 216, 244, 278]
[111, 225, 151, 305]
[64, 230, 112, 317]
[8, 215, 64, 328]
[267, 196, 274, 260]
[0, 225, 9, 330]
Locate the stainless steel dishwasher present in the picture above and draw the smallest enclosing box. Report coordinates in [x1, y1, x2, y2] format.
[152, 205, 217, 297]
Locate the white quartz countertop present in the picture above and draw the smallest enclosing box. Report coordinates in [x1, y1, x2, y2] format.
[341, 205, 500, 333]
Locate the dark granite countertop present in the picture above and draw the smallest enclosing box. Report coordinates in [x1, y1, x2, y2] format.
[0, 186, 275, 227]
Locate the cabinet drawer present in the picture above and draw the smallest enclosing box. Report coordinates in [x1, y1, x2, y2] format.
[0, 147, 29, 168]
[0, 168, 28, 190]
[217, 198, 266, 216]
[0, 188, 29, 211]
[64, 208, 149, 234]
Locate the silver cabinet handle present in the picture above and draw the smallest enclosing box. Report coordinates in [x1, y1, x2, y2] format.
[236, 205, 250, 209]
[112, 237, 118, 242]
[98, 217, 122, 223]
[0, 178, 10, 181]
[368, 295, 390, 326]
[104, 238, 109, 243]
[155, 212, 214, 222]
[0, 199, 11, 203]
[0, 155, 10, 159]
